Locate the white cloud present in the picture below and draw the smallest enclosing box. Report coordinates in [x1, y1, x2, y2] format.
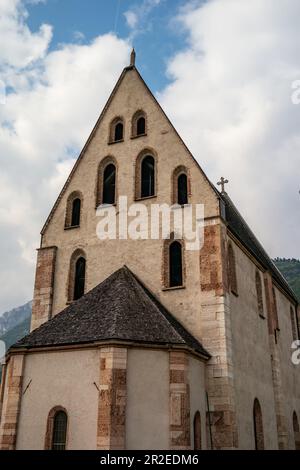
[0, 1, 130, 313]
[124, 11, 138, 29]
[124, 0, 162, 36]
[0, 0, 52, 69]
[159, 0, 300, 260]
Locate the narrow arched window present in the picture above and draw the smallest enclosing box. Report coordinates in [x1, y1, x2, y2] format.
[65, 191, 83, 229]
[253, 398, 264, 450]
[293, 411, 300, 450]
[172, 166, 189, 205]
[52, 410, 67, 450]
[169, 241, 183, 287]
[45, 407, 68, 450]
[71, 198, 81, 227]
[114, 122, 123, 141]
[137, 116, 146, 135]
[228, 243, 238, 295]
[141, 155, 155, 198]
[74, 257, 86, 300]
[102, 163, 116, 204]
[109, 117, 124, 143]
[256, 271, 264, 317]
[290, 307, 297, 341]
[177, 173, 188, 205]
[132, 111, 147, 138]
[193, 411, 201, 450]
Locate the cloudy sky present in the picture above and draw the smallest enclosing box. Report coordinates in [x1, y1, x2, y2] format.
[0, 0, 300, 314]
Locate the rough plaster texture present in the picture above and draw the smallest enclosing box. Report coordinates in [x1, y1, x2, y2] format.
[229, 241, 278, 449]
[15, 349, 99, 450]
[126, 349, 169, 450]
[275, 285, 300, 449]
[229, 238, 300, 449]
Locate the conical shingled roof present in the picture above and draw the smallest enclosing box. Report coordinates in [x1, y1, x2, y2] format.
[13, 266, 209, 358]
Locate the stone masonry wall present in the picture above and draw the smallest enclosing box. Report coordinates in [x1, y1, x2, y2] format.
[199, 219, 238, 449]
[0, 354, 25, 450]
[30, 246, 57, 331]
[169, 351, 191, 450]
[97, 347, 127, 450]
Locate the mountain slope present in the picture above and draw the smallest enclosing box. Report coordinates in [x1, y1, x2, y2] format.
[0, 301, 32, 336]
[0, 311, 31, 382]
[0, 317, 31, 351]
[273, 258, 300, 300]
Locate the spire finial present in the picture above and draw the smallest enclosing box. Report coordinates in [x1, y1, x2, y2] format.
[130, 48, 136, 67]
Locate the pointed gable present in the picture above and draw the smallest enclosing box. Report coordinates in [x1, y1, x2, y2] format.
[41, 62, 220, 236]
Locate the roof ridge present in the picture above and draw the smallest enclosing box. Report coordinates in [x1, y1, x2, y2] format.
[123, 268, 185, 344]
[223, 193, 299, 302]
[41, 64, 221, 236]
[223, 193, 274, 262]
[126, 267, 210, 355]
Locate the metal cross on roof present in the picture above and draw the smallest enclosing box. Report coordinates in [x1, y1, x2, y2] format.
[217, 176, 229, 193]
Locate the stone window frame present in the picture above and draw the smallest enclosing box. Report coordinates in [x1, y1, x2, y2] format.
[44, 406, 69, 450]
[253, 398, 264, 450]
[67, 248, 87, 302]
[171, 165, 191, 206]
[131, 110, 147, 139]
[162, 233, 186, 290]
[228, 242, 238, 296]
[95, 155, 118, 208]
[134, 147, 158, 201]
[64, 190, 83, 229]
[193, 410, 201, 450]
[108, 116, 124, 144]
[255, 270, 265, 319]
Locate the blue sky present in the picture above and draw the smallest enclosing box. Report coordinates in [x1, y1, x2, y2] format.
[27, 0, 189, 91]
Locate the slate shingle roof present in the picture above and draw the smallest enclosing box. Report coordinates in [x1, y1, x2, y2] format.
[222, 193, 298, 302]
[13, 266, 209, 357]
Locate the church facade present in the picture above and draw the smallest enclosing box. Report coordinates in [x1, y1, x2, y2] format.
[0, 52, 300, 450]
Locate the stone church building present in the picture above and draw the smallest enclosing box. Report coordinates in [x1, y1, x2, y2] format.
[0, 51, 300, 450]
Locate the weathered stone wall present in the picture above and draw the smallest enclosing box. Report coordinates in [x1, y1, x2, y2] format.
[228, 237, 300, 449]
[97, 347, 127, 450]
[169, 351, 191, 450]
[199, 219, 239, 449]
[0, 354, 25, 450]
[229, 242, 279, 449]
[272, 282, 300, 449]
[126, 349, 169, 450]
[30, 246, 57, 331]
